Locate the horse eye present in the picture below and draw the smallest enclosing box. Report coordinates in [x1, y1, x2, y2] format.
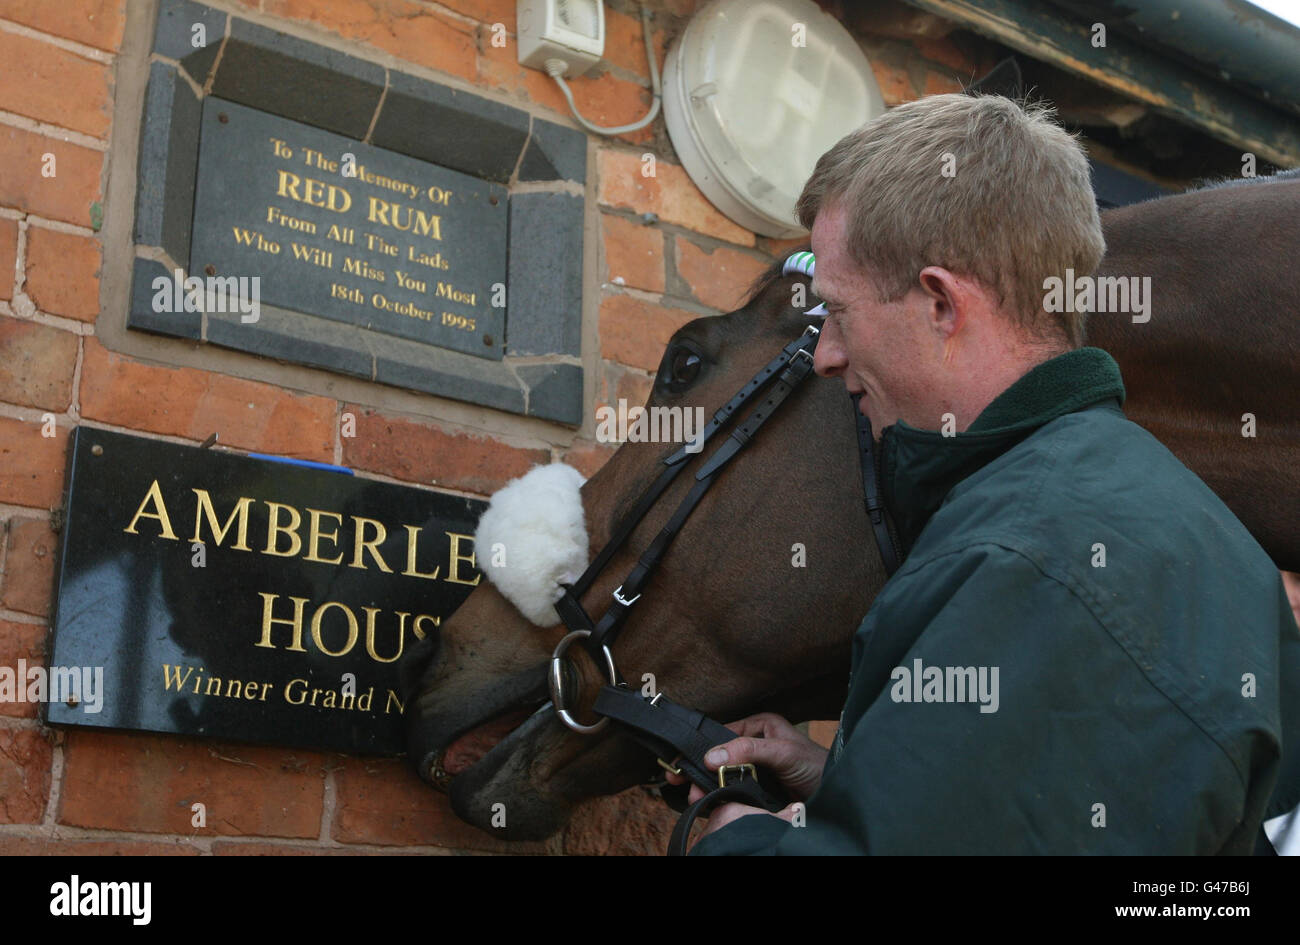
[672, 348, 701, 385]
[658, 343, 704, 394]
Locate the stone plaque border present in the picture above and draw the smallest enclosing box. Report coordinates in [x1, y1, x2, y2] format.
[129, 0, 586, 425]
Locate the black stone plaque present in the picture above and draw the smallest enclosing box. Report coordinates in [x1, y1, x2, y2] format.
[189, 97, 508, 360]
[45, 427, 487, 755]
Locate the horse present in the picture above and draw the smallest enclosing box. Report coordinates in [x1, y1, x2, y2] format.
[401, 169, 1300, 843]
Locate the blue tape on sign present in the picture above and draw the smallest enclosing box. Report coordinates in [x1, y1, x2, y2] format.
[248, 453, 355, 475]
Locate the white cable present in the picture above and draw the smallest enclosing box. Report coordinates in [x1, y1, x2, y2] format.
[546, 6, 662, 136]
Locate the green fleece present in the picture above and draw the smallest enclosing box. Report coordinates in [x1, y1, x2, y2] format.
[692, 347, 1300, 855]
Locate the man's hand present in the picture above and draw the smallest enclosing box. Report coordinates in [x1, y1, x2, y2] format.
[664, 712, 829, 802]
[660, 713, 828, 851]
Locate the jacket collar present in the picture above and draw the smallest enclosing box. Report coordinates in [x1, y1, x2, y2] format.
[880, 346, 1126, 558]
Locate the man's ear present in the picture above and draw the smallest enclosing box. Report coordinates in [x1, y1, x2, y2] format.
[917, 267, 964, 340]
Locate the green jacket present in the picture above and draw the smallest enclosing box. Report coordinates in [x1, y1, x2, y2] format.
[693, 347, 1300, 855]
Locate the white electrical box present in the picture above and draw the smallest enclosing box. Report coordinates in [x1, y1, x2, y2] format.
[517, 0, 606, 77]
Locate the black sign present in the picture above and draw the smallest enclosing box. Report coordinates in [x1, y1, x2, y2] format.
[45, 427, 487, 755]
[189, 97, 507, 360]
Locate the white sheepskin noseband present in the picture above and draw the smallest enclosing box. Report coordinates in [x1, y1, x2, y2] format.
[473, 463, 589, 627]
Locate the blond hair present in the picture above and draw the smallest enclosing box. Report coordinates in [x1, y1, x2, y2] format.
[796, 94, 1104, 346]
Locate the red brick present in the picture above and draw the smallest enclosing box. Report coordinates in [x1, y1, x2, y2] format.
[0, 0, 126, 52]
[599, 292, 701, 372]
[1, 517, 57, 618]
[916, 37, 978, 75]
[79, 338, 337, 461]
[475, 33, 527, 93]
[435, 0, 514, 24]
[675, 238, 770, 312]
[0, 31, 111, 138]
[332, 754, 545, 850]
[0, 727, 52, 823]
[600, 361, 654, 412]
[0, 414, 68, 509]
[871, 57, 916, 106]
[0, 126, 102, 228]
[603, 213, 664, 293]
[212, 840, 432, 855]
[562, 786, 676, 855]
[522, 65, 656, 146]
[762, 234, 811, 258]
[921, 68, 963, 97]
[0, 316, 77, 410]
[603, 7, 668, 81]
[562, 439, 618, 479]
[59, 731, 326, 837]
[0, 218, 16, 300]
[264, 0, 477, 83]
[342, 406, 549, 495]
[0, 836, 201, 855]
[475, 34, 655, 149]
[24, 227, 100, 322]
[0, 617, 45, 719]
[599, 149, 754, 246]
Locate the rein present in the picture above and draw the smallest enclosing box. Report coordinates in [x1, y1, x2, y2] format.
[547, 255, 901, 853]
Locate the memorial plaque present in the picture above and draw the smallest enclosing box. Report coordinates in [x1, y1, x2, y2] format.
[45, 427, 488, 755]
[190, 97, 508, 360]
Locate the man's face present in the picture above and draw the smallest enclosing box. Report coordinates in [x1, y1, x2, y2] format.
[810, 202, 942, 434]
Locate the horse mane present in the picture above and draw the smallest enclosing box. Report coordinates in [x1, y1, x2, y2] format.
[1192, 165, 1300, 191]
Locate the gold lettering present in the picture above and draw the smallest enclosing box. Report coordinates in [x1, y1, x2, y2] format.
[385, 689, 405, 714]
[350, 517, 393, 572]
[263, 502, 303, 557]
[366, 197, 442, 241]
[412, 614, 440, 640]
[124, 480, 178, 540]
[190, 490, 253, 550]
[403, 525, 440, 579]
[311, 601, 358, 657]
[304, 508, 345, 564]
[285, 678, 308, 704]
[276, 168, 351, 212]
[363, 608, 406, 663]
[446, 532, 481, 586]
[255, 592, 309, 651]
[275, 169, 303, 201]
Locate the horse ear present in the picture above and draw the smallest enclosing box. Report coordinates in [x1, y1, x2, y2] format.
[964, 57, 1023, 99]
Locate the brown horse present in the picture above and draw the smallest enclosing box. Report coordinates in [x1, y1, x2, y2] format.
[402, 171, 1300, 841]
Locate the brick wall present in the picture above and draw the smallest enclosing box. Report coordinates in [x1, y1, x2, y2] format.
[0, 0, 1016, 854]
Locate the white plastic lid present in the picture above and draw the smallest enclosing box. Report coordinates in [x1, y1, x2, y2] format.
[663, 0, 886, 237]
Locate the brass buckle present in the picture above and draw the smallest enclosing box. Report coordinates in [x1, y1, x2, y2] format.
[717, 763, 757, 788]
[657, 757, 683, 776]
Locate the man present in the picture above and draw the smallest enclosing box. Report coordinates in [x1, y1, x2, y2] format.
[677, 93, 1300, 854]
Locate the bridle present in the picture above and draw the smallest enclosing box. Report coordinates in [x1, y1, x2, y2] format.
[546, 253, 901, 854]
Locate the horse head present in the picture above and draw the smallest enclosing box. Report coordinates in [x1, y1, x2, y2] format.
[401, 257, 890, 840]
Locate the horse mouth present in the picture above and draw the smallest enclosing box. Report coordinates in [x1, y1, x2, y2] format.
[426, 700, 549, 790]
